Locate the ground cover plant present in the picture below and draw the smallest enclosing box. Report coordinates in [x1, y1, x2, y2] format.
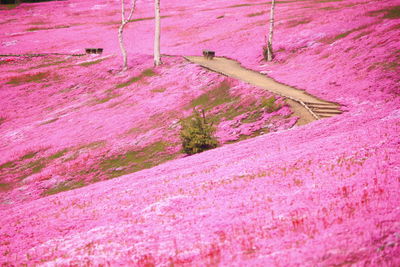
[0, 0, 399, 265]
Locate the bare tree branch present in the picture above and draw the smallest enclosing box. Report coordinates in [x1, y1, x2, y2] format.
[118, 0, 137, 71]
[266, 0, 276, 61]
[154, 0, 162, 66]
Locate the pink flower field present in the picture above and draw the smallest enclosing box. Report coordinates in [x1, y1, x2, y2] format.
[0, 0, 399, 265]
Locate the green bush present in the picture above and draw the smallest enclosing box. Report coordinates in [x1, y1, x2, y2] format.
[180, 109, 218, 155]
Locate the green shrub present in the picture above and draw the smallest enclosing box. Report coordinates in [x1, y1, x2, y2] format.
[180, 109, 218, 155]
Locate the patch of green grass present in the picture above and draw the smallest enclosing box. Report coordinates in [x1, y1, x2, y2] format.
[42, 180, 86, 196]
[116, 68, 157, 88]
[320, 7, 338, 10]
[316, 0, 342, 2]
[26, 25, 70, 32]
[0, 183, 11, 192]
[126, 127, 143, 135]
[26, 159, 47, 175]
[142, 68, 157, 77]
[226, 128, 270, 144]
[246, 11, 265, 17]
[7, 72, 51, 86]
[0, 161, 15, 170]
[384, 6, 400, 19]
[0, 4, 19, 10]
[48, 149, 68, 160]
[100, 141, 177, 178]
[21, 151, 38, 160]
[285, 18, 312, 28]
[227, 1, 297, 8]
[79, 58, 108, 67]
[320, 25, 369, 44]
[240, 97, 279, 123]
[79, 141, 107, 150]
[92, 92, 121, 105]
[32, 60, 67, 70]
[116, 76, 141, 88]
[0, 117, 5, 126]
[128, 15, 170, 23]
[187, 80, 235, 110]
[40, 118, 58, 125]
[151, 88, 166, 93]
[368, 6, 400, 19]
[352, 30, 373, 40]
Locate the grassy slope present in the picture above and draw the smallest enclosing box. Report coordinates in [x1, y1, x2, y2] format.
[0, 0, 399, 265]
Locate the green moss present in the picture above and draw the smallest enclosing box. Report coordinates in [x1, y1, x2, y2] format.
[7, 72, 51, 86]
[116, 68, 157, 88]
[42, 180, 86, 196]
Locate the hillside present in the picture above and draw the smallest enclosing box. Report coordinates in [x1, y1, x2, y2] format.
[0, 0, 399, 265]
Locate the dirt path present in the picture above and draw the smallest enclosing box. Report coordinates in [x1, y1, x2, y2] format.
[185, 56, 342, 125]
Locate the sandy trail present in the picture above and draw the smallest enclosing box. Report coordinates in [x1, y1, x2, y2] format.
[185, 56, 342, 125]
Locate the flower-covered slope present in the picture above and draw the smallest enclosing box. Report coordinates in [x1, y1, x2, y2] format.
[0, 0, 399, 265]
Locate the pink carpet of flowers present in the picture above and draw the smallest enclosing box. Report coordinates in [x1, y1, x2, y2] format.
[0, 0, 399, 265]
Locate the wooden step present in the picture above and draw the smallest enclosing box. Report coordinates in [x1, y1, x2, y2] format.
[311, 107, 342, 111]
[304, 102, 338, 106]
[313, 110, 342, 114]
[317, 111, 343, 116]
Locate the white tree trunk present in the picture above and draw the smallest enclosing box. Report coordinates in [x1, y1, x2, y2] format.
[267, 0, 276, 61]
[118, 0, 137, 71]
[154, 0, 162, 66]
[118, 23, 128, 71]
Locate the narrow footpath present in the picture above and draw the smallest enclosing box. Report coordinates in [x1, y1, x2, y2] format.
[185, 56, 342, 125]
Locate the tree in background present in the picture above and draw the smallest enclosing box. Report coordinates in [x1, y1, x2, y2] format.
[118, 0, 137, 71]
[264, 0, 276, 61]
[154, 0, 162, 66]
[180, 109, 218, 155]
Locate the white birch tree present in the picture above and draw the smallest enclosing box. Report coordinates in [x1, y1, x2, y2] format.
[154, 0, 162, 66]
[118, 0, 137, 71]
[266, 0, 276, 61]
